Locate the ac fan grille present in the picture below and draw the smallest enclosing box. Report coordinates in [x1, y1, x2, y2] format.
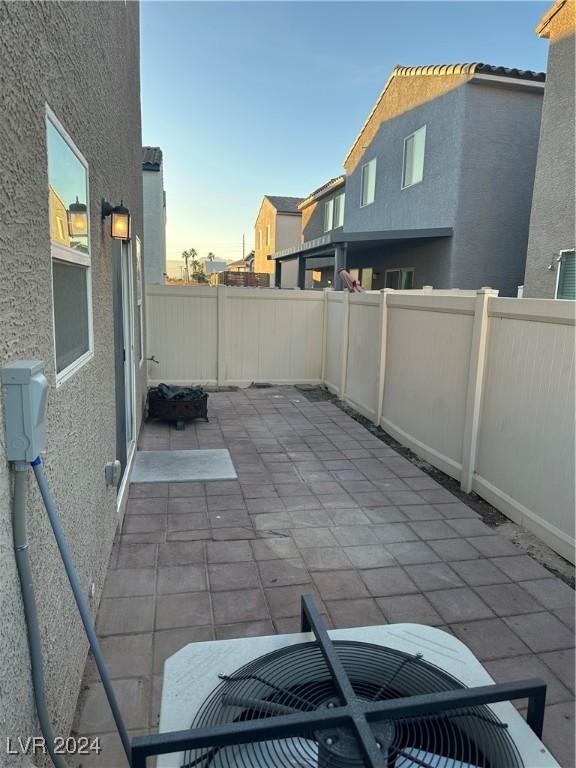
[183, 641, 523, 768]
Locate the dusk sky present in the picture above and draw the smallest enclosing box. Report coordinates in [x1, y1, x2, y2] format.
[140, 1, 549, 271]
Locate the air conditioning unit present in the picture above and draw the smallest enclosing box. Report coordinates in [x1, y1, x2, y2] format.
[138, 597, 558, 768]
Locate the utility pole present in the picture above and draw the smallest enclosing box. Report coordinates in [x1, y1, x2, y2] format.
[242, 233, 245, 260]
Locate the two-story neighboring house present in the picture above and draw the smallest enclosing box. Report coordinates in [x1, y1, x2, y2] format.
[142, 146, 167, 283]
[254, 195, 303, 275]
[523, 0, 575, 299]
[275, 177, 346, 289]
[273, 63, 544, 295]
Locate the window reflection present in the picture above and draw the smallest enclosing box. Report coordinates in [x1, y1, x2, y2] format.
[47, 119, 89, 254]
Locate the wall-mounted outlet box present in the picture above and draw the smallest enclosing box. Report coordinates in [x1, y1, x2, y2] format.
[2, 361, 48, 462]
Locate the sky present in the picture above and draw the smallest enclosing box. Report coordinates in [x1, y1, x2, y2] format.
[140, 1, 549, 269]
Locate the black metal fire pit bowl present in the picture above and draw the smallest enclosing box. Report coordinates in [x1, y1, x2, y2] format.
[147, 384, 209, 430]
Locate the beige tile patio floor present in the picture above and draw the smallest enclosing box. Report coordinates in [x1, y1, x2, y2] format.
[72, 387, 575, 767]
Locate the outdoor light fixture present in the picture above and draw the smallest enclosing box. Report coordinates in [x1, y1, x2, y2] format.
[67, 197, 88, 237]
[101, 199, 131, 241]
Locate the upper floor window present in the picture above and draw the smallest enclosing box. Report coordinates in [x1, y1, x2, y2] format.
[360, 158, 376, 207]
[334, 193, 345, 228]
[556, 249, 575, 300]
[324, 199, 334, 232]
[266, 224, 271, 246]
[47, 109, 93, 384]
[402, 125, 426, 189]
[257, 229, 262, 249]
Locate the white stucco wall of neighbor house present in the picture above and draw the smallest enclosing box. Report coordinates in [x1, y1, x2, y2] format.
[143, 165, 167, 283]
[0, 0, 146, 754]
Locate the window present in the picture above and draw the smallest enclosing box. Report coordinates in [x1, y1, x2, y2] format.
[266, 224, 271, 246]
[324, 199, 334, 232]
[258, 229, 262, 249]
[334, 193, 345, 228]
[360, 158, 376, 206]
[402, 125, 426, 188]
[47, 110, 93, 383]
[556, 249, 576, 299]
[385, 268, 414, 290]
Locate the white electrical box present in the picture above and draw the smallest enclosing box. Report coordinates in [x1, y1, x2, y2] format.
[2, 360, 48, 462]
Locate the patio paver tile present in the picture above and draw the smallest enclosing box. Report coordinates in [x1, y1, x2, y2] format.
[215, 621, 276, 640]
[484, 655, 573, 705]
[519, 578, 576, 609]
[312, 570, 370, 600]
[156, 565, 207, 595]
[540, 650, 575, 694]
[265, 584, 323, 618]
[428, 538, 481, 561]
[207, 561, 261, 591]
[344, 545, 396, 569]
[332, 525, 378, 546]
[123, 515, 166, 534]
[541, 701, 575, 768]
[291, 527, 338, 548]
[473, 583, 546, 616]
[212, 589, 269, 624]
[98, 633, 153, 679]
[450, 559, 509, 586]
[116, 543, 157, 569]
[450, 618, 531, 661]
[407, 520, 461, 540]
[155, 592, 212, 630]
[467, 535, 520, 557]
[503, 612, 575, 653]
[404, 563, 464, 591]
[426, 587, 494, 623]
[167, 497, 208, 514]
[130, 482, 169, 499]
[126, 498, 168, 515]
[258, 558, 309, 587]
[167, 513, 209, 531]
[376, 594, 443, 625]
[489, 555, 552, 581]
[372, 523, 419, 544]
[251, 537, 300, 560]
[360, 567, 419, 597]
[104, 568, 156, 598]
[97, 597, 155, 636]
[385, 541, 440, 565]
[300, 547, 353, 571]
[206, 540, 253, 563]
[327, 598, 386, 628]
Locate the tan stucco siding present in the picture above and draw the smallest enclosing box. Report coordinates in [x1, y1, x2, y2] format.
[254, 197, 276, 274]
[537, 0, 575, 41]
[344, 73, 470, 174]
[254, 200, 302, 274]
[275, 213, 302, 252]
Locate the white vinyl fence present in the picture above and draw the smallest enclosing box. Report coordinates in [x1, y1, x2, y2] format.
[147, 285, 575, 562]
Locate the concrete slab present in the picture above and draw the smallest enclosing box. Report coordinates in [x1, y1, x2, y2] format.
[132, 449, 237, 483]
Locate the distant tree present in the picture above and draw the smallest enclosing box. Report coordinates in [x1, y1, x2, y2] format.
[182, 248, 198, 282]
[207, 252, 216, 262]
[193, 270, 209, 283]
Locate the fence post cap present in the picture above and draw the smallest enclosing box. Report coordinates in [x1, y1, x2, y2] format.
[477, 287, 499, 295]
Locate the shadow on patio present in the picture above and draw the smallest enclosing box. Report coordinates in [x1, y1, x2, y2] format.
[72, 387, 575, 767]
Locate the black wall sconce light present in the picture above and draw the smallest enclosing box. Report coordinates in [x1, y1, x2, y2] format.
[67, 197, 88, 237]
[102, 199, 131, 241]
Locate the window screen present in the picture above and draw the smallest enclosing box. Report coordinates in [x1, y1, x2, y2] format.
[52, 261, 90, 372]
[361, 159, 376, 206]
[403, 126, 426, 188]
[557, 250, 575, 299]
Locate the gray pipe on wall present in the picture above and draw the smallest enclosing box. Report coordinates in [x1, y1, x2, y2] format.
[12, 465, 68, 768]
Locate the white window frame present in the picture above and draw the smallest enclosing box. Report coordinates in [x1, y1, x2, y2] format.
[554, 248, 576, 299]
[258, 229, 262, 249]
[266, 224, 271, 246]
[402, 125, 427, 190]
[360, 158, 377, 207]
[334, 192, 345, 228]
[324, 199, 334, 232]
[385, 267, 415, 290]
[46, 106, 94, 386]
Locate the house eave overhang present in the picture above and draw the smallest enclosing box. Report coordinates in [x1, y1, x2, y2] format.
[469, 74, 545, 92]
[272, 227, 453, 260]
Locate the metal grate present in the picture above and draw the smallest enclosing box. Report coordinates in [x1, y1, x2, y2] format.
[131, 595, 547, 768]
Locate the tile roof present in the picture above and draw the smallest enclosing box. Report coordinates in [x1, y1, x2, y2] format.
[142, 146, 163, 170]
[265, 195, 305, 213]
[299, 176, 346, 209]
[393, 63, 545, 81]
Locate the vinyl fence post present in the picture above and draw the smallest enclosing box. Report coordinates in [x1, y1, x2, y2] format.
[460, 287, 498, 493]
[320, 288, 330, 385]
[339, 291, 350, 400]
[375, 289, 391, 426]
[217, 285, 227, 387]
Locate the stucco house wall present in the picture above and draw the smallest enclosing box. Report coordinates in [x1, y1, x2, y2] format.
[275, 213, 302, 252]
[344, 86, 465, 235]
[143, 163, 166, 283]
[254, 198, 277, 274]
[343, 76, 543, 296]
[0, 0, 145, 751]
[301, 183, 346, 243]
[523, 1, 576, 298]
[451, 81, 543, 296]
